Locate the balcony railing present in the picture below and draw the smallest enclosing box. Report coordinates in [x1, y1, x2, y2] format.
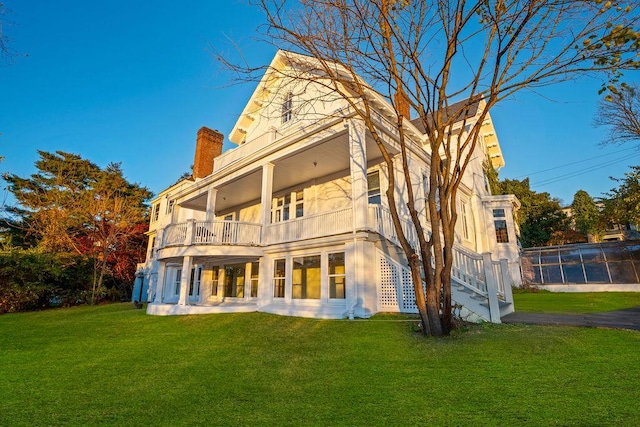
[161, 220, 261, 247]
[263, 207, 353, 245]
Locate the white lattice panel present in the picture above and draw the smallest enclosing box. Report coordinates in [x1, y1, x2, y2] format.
[377, 250, 400, 310]
[400, 267, 418, 312]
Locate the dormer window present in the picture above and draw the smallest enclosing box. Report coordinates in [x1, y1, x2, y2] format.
[282, 92, 293, 123]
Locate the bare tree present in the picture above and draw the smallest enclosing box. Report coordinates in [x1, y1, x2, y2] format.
[0, 2, 16, 65]
[218, 0, 640, 336]
[595, 82, 640, 145]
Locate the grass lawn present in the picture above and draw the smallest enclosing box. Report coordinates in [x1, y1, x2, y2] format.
[513, 289, 640, 314]
[1, 303, 639, 426]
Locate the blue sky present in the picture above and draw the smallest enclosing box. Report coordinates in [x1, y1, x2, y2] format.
[1, 0, 639, 207]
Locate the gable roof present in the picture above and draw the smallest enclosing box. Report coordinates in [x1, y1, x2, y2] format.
[410, 98, 482, 134]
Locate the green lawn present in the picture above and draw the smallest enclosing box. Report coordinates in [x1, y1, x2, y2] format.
[513, 289, 640, 314]
[1, 303, 639, 426]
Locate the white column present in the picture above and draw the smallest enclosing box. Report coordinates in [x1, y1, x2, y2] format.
[153, 261, 167, 304]
[260, 163, 275, 240]
[178, 256, 193, 306]
[206, 188, 217, 221]
[348, 119, 368, 230]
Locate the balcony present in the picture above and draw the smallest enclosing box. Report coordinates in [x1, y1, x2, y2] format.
[159, 207, 354, 250]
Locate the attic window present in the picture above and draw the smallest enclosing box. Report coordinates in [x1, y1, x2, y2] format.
[282, 92, 293, 123]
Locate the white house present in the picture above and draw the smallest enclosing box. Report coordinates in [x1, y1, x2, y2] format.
[133, 50, 521, 322]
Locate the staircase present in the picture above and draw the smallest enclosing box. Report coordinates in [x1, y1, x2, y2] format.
[376, 247, 514, 323]
[369, 205, 514, 322]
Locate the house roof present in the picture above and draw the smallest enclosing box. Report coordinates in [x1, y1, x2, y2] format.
[410, 98, 482, 134]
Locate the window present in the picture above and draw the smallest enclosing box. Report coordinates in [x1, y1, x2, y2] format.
[460, 200, 470, 240]
[328, 252, 346, 299]
[273, 259, 286, 298]
[367, 171, 381, 205]
[272, 194, 290, 223]
[211, 267, 219, 296]
[493, 209, 509, 243]
[152, 203, 160, 222]
[189, 266, 201, 297]
[250, 262, 259, 298]
[166, 199, 175, 215]
[148, 236, 156, 259]
[292, 255, 321, 299]
[174, 268, 182, 296]
[224, 264, 245, 298]
[282, 92, 293, 123]
[294, 190, 304, 218]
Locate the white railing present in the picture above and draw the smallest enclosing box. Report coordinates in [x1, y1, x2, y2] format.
[492, 260, 506, 300]
[452, 246, 488, 295]
[161, 220, 261, 247]
[193, 221, 261, 245]
[162, 222, 188, 247]
[264, 207, 353, 245]
[368, 205, 418, 249]
[368, 204, 495, 298]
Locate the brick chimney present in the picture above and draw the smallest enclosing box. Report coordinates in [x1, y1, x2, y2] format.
[193, 127, 223, 179]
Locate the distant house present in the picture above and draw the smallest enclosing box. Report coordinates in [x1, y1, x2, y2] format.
[132, 50, 521, 322]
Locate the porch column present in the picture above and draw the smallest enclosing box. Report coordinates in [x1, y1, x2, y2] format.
[178, 256, 193, 306]
[260, 163, 275, 241]
[205, 188, 217, 221]
[348, 119, 368, 230]
[153, 261, 167, 304]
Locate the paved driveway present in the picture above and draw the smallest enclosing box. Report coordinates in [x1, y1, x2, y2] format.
[501, 306, 640, 331]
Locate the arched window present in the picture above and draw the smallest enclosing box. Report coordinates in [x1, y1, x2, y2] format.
[281, 92, 293, 123]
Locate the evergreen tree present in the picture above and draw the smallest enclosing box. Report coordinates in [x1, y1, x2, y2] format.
[571, 190, 602, 240]
[2, 151, 152, 303]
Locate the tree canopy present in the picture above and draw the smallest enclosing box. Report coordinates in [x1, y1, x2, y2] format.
[495, 178, 569, 247]
[2, 151, 152, 303]
[571, 189, 603, 240]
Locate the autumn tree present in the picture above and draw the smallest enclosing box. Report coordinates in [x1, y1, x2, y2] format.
[2, 151, 152, 303]
[222, 0, 640, 336]
[595, 82, 640, 145]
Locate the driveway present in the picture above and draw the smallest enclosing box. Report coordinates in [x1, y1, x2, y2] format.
[501, 306, 640, 331]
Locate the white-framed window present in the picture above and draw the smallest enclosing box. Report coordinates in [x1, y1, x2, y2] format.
[211, 267, 219, 296]
[294, 190, 304, 218]
[151, 203, 160, 222]
[174, 268, 182, 296]
[148, 236, 156, 259]
[493, 208, 509, 243]
[273, 259, 286, 298]
[166, 199, 175, 215]
[328, 252, 346, 299]
[292, 255, 321, 299]
[272, 194, 290, 223]
[250, 262, 259, 298]
[460, 200, 470, 240]
[367, 170, 381, 205]
[189, 266, 202, 297]
[282, 92, 293, 123]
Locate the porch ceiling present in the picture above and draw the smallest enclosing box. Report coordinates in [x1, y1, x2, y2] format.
[179, 128, 391, 214]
